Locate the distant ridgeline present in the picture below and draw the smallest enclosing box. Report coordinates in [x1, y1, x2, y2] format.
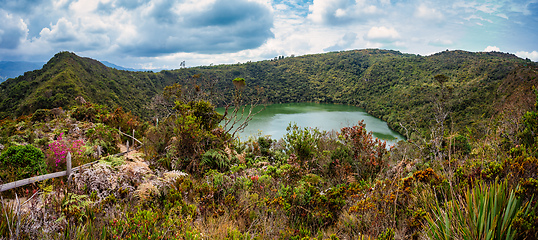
[0, 61, 44, 83]
[0, 49, 536, 136]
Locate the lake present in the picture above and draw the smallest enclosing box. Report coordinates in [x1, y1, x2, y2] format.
[219, 103, 405, 146]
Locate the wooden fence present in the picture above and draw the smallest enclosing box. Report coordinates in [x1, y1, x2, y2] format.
[0, 128, 142, 192]
[0, 153, 76, 192]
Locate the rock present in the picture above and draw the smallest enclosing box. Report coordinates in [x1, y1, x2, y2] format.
[75, 96, 87, 105]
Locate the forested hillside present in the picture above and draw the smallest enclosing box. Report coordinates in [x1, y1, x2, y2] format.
[1, 49, 536, 136]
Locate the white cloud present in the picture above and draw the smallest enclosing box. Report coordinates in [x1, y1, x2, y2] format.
[516, 51, 538, 61]
[496, 13, 508, 19]
[453, 1, 498, 14]
[507, 1, 538, 15]
[366, 26, 400, 42]
[7, 0, 275, 58]
[39, 18, 77, 43]
[484, 46, 500, 52]
[415, 4, 444, 20]
[0, 0, 536, 68]
[0, 10, 28, 49]
[465, 15, 493, 23]
[307, 0, 380, 25]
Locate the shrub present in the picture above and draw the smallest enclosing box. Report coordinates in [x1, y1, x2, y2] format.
[101, 107, 147, 138]
[157, 100, 227, 172]
[258, 136, 274, 158]
[107, 207, 185, 240]
[452, 134, 471, 155]
[0, 144, 46, 179]
[71, 104, 101, 122]
[340, 121, 388, 180]
[85, 123, 120, 155]
[283, 123, 321, 167]
[46, 133, 85, 171]
[272, 182, 359, 230]
[30, 109, 53, 122]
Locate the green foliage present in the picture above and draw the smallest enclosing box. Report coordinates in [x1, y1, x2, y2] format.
[284, 123, 321, 166]
[273, 182, 360, 230]
[85, 123, 120, 155]
[99, 155, 125, 168]
[201, 149, 230, 172]
[452, 134, 471, 155]
[61, 193, 95, 224]
[1, 50, 538, 240]
[71, 103, 103, 122]
[0, 144, 46, 180]
[30, 109, 53, 122]
[147, 99, 227, 172]
[101, 107, 146, 136]
[257, 136, 273, 157]
[108, 206, 188, 240]
[518, 87, 538, 150]
[2, 50, 535, 137]
[425, 180, 531, 240]
[512, 203, 538, 240]
[377, 228, 395, 240]
[232, 77, 246, 91]
[179, 100, 223, 131]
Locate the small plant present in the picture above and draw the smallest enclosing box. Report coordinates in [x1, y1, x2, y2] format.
[0, 196, 30, 239]
[99, 155, 125, 168]
[377, 228, 395, 240]
[0, 144, 46, 179]
[201, 149, 230, 172]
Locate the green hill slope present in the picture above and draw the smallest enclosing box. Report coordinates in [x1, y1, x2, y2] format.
[1, 49, 536, 136]
[0, 52, 173, 118]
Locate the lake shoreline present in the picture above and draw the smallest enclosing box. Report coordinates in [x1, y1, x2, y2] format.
[218, 102, 406, 146]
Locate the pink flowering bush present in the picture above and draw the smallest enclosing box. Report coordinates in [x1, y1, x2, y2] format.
[46, 133, 85, 171]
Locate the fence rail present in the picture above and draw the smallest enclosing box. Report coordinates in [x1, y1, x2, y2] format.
[0, 153, 73, 192]
[0, 128, 142, 192]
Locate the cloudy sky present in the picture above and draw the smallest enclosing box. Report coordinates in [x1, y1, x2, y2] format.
[1, 0, 537, 69]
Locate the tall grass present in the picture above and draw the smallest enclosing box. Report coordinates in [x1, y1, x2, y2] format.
[424, 180, 531, 240]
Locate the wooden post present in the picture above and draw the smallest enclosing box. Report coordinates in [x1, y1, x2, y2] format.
[132, 129, 135, 147]
[126, 140, 130, 152]
[66, 152, 72, 182]
[97, 145, 102, 158]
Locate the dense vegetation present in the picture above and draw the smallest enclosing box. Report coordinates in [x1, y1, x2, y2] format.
[1, 50, 536, 135]
[1, 49, 538, 239]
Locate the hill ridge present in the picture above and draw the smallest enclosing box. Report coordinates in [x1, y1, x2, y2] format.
[0, 49, 536, 135]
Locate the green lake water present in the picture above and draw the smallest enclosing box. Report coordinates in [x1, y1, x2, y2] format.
[219, 103, 405, 146]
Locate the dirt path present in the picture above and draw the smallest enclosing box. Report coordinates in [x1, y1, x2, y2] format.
[118, 144, 145, 162]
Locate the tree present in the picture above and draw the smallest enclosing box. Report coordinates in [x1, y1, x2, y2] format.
[431, 74, 452, 162]
[221, 77, 265, 141]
